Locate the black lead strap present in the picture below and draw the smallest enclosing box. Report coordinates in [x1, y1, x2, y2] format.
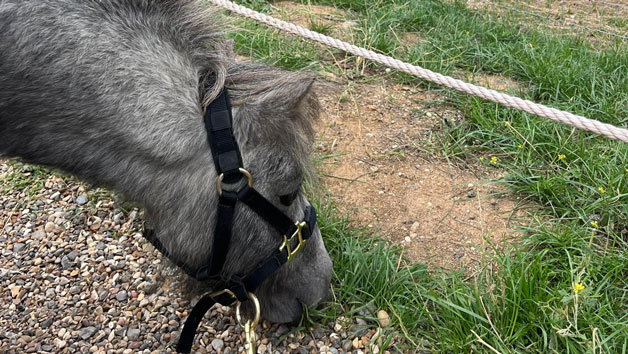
[141, 80, 318, 353]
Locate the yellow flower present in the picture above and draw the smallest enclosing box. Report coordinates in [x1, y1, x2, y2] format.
[558, 154, 566, 161]
[480, 156, 485, 162]
[598, 186, 606, 194]
[573, 282, 585, 294]
[590, 221, 598, 228]
[517, 145, 523, 150]
[490, 156, 498, 165]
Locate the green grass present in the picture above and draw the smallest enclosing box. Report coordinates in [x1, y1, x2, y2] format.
[0, 161, 48, 201]
[224, 0, 628, 352]
[309, 197, 628, 353]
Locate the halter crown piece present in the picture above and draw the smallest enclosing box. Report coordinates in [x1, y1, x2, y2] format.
[142, 76, 317, 353]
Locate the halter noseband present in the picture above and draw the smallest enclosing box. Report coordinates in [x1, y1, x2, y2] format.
[142, 79, 317, 353]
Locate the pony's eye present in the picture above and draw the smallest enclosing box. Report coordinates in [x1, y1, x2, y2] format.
[279, 189, 300, 206]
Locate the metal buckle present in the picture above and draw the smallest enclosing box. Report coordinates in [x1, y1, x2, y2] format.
[216, 168, 253, 196]
[208, 289, 239, 307]
[279, 221, 307, 262]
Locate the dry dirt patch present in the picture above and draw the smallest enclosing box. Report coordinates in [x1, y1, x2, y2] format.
[316, 82, 529, 270]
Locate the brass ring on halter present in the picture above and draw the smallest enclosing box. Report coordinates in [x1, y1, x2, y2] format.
[216, 168, 253, 195]
[235, 292, 260, 328]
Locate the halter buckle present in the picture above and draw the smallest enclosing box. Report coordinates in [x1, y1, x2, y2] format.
[279, 221, 307, 262]
[216, 168, 253, 196]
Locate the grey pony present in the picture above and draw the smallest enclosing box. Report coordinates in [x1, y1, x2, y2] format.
[0, 0, 332, 323]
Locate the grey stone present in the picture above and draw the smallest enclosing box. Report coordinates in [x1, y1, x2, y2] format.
[313, 327, 326, 339]
[211, 339, 224, 351]
[113, 213, 123, 224]
[76, 194, 88, 205]
[13, 243, 26, 252]
[127, 328, 141, 341]
[67, 251, 79, 261]
[116, 290, 128, 302]
[342, 339, 353, 351]
[79, 327, 97, 340]
[40, 318, 54, 329]
[98, 290, 109, 301]
[61, 256, 71, 269]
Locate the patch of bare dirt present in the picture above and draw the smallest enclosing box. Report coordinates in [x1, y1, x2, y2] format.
[316, 82, 530, 271]
[400, 32, 424, 47]
[465, 73, 522, 93]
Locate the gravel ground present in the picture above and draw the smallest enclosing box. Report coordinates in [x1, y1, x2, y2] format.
[1, 161, 396, 353]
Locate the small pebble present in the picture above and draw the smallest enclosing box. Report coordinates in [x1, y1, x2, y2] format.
[79, 327, 97, 340]
[127, 328, 140, 341]
[44, 222, 55, 233]
[61, 256, 71, 269]
[13, 243, 25, 252]
[211, 338, 224, 351]
[116, 290, 128, 302]
[76, 194, 88, 205]
[377, 310, 390, 328]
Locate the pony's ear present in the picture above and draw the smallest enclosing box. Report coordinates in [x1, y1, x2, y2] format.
[265, 76, 316, 111]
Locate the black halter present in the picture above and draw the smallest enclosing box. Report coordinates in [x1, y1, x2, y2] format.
[142, 80, 317, 353]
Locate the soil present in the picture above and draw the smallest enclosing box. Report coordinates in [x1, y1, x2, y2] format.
[315, 81, 529, 271]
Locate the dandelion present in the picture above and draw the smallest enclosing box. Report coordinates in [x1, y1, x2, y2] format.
[490, 156, 498, 165]
[573, 282, 585, 294]
[598, 186, 606, 194]
[590, 220, 598, 228]
[480, 156, 485, 162]
[558, 154, 566, 161]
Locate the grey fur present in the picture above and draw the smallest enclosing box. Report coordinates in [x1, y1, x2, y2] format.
[0, 0, 331, 323]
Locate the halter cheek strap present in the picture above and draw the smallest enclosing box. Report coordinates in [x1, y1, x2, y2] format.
[142, 82, 317, 353]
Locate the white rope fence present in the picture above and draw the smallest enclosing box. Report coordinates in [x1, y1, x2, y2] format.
[208, 0, 628, 144]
